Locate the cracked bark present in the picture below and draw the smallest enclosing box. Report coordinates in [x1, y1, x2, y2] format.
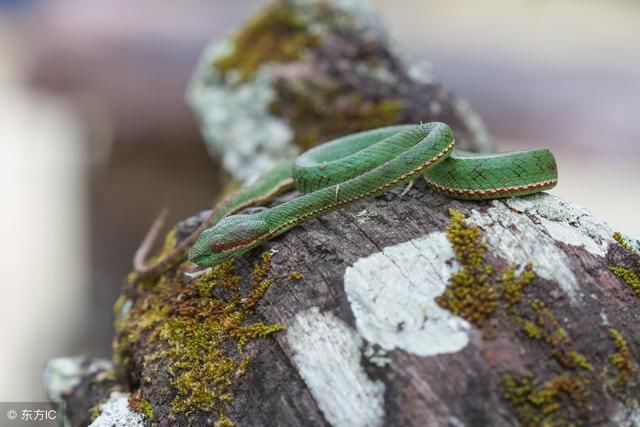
[44, 0, 640, 426]
[51, 181, 640, 426]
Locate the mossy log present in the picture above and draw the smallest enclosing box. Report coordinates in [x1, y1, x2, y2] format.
[187, 0, 489, 182]
[47, 186, 640, 426]
[44, 1, 640, 426]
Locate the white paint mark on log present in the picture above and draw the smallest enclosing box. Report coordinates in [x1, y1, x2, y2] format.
[89, 392, 144, 427]
[287, 307, 385, 427]
[344, 232, 470, 357]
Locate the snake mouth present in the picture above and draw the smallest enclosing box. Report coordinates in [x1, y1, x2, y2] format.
[187, 244, 211, 264]
[189, 252, 211, 266]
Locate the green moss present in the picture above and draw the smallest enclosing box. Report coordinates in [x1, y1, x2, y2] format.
[98, 368, 119, 383]
[214, 3, 321, 83]
[214, 414, 236, 427]
[436, 211, 595, 371]
[88, 398, 108, 423]
[436, 209, 604, 424]
[214, 1, 404, 151]
[614, 232, 640, 257]
[113, 249, 284, 420]
[128, 390, 154, 420]
[287, 271, 304, 281]
[435, 209, 497, 326]
[522, 320, 543, 340]
[272, 89, 404, 151]
[502, 264, 535, 312]
[113, 299, 169, 368]
[503, 374, 589, 426]
[610, 266, 640, 296]
[608, 328, 635, 386]
[527, 299, 593, 372]
[436, 209, 535, 327]
[610, 231, 640, 297]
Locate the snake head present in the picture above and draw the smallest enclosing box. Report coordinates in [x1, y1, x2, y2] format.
[188, 214, 269, 266]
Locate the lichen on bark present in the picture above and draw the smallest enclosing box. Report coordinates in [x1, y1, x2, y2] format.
[188, 0, 490, 181]
[437, 208, 639, 426]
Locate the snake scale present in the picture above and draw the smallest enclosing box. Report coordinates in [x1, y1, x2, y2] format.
[178, 122, 558, 267]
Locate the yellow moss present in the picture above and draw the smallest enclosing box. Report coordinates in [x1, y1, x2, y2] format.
[88, 399, 106, 423]
[97, 368, 119, 383]
[113, 302, 169, 368]
[162, 315, 237, 414]
[113, 247, 284, 419]
[161, 227, 178, 256]
[436, 210, 611, 424]
[436, 209, 497, 326]
[250, 252, 273, 288]
[214, 3, 321, 83]
[243, 279, 275, 311]
[610, 231, 640, 297]
[244, 252, 276, 310]
[503, 374, 589, 426]
[613, 231, 640, 257]
[235, 357, 251, 377]
[608, 328, 635, 386]
[528, 299, 593, 372]
[437, 209, 536, 328]
[271, 88, 404, 151]
[232, 320, 284, 352]
[502, 264, 535, 312]
[287, 271, 304, 281]
[214, 414, 237, 427]
[135, 228, 179, 283]
[609, 266, 640, 297]
[126, 271, 138, 286]
[128, 390, 154, 420]
[522, 320, 543, 340]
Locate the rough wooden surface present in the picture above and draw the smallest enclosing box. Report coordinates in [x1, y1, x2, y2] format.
[43, 1, 640, 426]
[47, 183, 640, 426]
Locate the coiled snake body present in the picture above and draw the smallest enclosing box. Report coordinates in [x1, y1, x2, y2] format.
[185, 123, 558, 267]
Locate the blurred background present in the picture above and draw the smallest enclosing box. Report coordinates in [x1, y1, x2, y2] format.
[0, 0, 638, 402]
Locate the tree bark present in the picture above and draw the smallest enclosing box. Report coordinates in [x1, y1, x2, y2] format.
[47, 185, 640, 427]
[44, 1, 640, 426]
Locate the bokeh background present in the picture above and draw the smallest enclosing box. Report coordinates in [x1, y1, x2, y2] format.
[1, 0, 638, 402]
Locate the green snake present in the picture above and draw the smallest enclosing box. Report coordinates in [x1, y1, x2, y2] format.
[178, 122, 558, 267]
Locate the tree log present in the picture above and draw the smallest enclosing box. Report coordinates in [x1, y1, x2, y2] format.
[187, 0, 489, 182]
[43, 1, 640, 426]
[46, 185, 640, 426]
